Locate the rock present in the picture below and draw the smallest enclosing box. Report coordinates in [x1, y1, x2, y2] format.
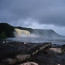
[19, 62, 38, 65]
[2, 58, 16, 64]
[50, 48, 62, 53]
[16, 54, 30, 62]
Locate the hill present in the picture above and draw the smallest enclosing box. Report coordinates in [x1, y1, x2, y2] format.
[0, 23, 14, 39]
[32, 29, 62, 38]
[0, 23, 63, 38]
[15, 27, 62, 38]
[15, 26, 33, 33]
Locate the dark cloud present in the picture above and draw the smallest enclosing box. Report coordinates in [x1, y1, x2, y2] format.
[0, 0, 65, 26]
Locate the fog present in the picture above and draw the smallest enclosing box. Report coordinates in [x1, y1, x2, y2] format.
[14, 28, 39, 37]
[7, 28, 65, 45]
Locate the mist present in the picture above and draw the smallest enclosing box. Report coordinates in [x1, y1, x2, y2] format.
[14, 28, 39, 38]
[7, 28, 65, 45]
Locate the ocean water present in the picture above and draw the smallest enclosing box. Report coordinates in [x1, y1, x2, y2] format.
[7, 37, 65, 45]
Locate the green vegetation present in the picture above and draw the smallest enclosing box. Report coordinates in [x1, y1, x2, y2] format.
[15, 26, 33, 33]
[0, 32, 7, 39]
[0, 23, 34, 39]
[0, 23, 14, 39]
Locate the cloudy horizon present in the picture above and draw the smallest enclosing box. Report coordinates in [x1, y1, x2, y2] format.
[0, 0, 65, 36]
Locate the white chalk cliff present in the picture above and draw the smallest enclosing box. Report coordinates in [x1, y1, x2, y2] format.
[14, 28, 30, 37]
[14, 28, 63, 38]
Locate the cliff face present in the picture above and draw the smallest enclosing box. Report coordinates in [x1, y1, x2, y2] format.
[14, 28, 30, 37]
[0, 23, 63, 38]
[14, 28, 62, 38]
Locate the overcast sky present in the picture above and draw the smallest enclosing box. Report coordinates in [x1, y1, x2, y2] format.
[0, 0, 65, 35]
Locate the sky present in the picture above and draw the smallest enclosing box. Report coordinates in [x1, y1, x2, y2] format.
[0, 0, 65, 36]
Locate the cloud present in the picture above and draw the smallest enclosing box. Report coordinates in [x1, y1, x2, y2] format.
[13, 19, 65, 36]
[0, 0, 65, 35]
[0, 0, 65, 26]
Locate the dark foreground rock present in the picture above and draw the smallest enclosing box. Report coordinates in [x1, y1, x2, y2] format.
[1, 41, 65, 65]
[0, 42, 51, 65]
[29, 45, 65, 65]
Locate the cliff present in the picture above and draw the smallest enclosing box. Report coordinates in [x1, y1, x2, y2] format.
[14, 28, 30, 37]
[0, 23, 63, 38]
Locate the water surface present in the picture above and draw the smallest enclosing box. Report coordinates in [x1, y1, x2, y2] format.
[7, 37, 65, 45]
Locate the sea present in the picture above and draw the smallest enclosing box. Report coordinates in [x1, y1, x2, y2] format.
[7, 37, 65, 45]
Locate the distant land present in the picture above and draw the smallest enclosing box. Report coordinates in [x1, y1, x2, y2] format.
[0, 23, 64, 39]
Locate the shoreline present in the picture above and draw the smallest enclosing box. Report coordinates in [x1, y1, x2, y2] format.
[0, 41, 51, 64]
[0, 40, 65, 65]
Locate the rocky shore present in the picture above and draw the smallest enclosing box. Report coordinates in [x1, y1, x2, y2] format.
[0, 40, 51, 65]
[0, 39, 65, 65]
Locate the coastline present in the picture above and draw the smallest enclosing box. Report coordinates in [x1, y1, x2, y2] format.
[0, 40, 65, 65]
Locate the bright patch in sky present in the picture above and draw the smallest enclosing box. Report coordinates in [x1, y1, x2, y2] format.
[14, 18, 65, 36]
